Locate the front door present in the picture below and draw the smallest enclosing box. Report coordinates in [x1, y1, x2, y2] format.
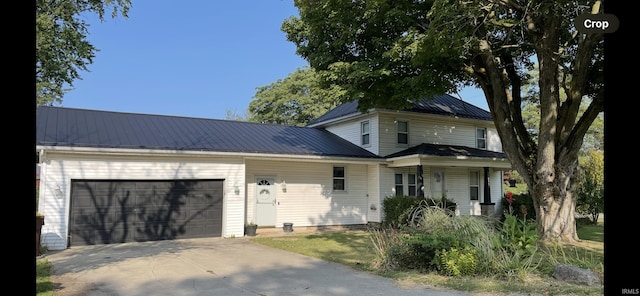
[255, 177, 276, 226]
[431, 169, 445, 199]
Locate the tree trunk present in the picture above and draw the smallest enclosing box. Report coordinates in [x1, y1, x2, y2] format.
[530, 171, 580, 243]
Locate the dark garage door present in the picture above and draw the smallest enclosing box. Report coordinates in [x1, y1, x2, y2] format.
[69, 179, 224, 246]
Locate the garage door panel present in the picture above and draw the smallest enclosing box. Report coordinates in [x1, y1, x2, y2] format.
[71, 222, 134, 246]
[188, 193, 217, 205]
[70, 228, 97, 246]
[185, 222, 209, 237]
[70, 179, 224, 246]
[103, 226, 135, 244]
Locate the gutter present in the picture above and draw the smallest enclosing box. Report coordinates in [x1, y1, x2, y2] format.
[36, 145, 387, 164]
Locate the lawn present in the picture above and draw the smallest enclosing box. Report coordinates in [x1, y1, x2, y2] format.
[36, 258, 54, 296]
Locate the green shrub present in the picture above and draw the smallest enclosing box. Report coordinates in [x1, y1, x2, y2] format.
[576, 150, 604, 224]
[398, 228, 458, 270]
[382, 195, 457, 228]
[435, 245, 478, 276]
[370, 224, 459, 272]
[405, 197, 458, 228]
[423, 196, 457, 212]
[576, 217, 595, 226]
[502, 192, 535, 222]
[382, 195, 422, 228]
[500, 214, 538, 257]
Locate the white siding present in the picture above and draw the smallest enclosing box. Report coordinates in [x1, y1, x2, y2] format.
[38, 153, 246, 250]
[377, 165, 396, 222]
[377, 113, 501, 156]
[441, 168, 468, 215]
[245, 160, 369, 227]
[490, 169, 505, 218]
[324, 115, 380, 155]
[487, 127, 503, 152]
[376, 166, 502, 218]
[367, 164, 381, 222]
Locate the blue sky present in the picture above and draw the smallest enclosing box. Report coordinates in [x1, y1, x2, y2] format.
[60, 0, 487, 120]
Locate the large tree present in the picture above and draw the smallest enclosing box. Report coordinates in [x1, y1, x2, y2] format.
[249, 67, 345, 126]
[36, 0, 131, 106]
[283, 0, 604, 242]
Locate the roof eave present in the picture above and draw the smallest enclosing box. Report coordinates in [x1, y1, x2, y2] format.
[36, 145, 386, 164]
[386, 153, 512, 168]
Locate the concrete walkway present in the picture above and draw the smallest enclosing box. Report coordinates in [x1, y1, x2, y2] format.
[42, 234, 474, 296]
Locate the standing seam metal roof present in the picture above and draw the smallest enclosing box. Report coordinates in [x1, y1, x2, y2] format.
[36, 106, 382, 159]
[385, 143, 507, 159]
[307, 94, 492, 126]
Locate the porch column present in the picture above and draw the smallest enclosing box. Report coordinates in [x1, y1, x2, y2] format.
[417, 165, 424, 198]
[480, 167, 495, 217]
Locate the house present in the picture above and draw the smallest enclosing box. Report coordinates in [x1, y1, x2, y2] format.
[36, 94, 512, 250]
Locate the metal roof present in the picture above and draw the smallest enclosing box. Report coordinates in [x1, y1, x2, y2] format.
[307, 94, 492, 126]
[36, 106, 382, 159]
[385, 143, 507, 160]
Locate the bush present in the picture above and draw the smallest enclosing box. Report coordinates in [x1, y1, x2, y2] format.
[398, 228, 458, 271]
[502, 192, 535, 222]
[500, 214, 538, 257]
[382, 195, 457, 228]
[576, 150, 604, 223]
[435, 245, 478, 276]
[382, 195, 422, 228]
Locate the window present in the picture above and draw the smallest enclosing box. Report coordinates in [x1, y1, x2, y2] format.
[408, 173, 417, 196]
[333, 166, 345, 191]
[476, 127, 487, 149]
[361, 121, 370, 146]
[470, 170, 480, 200]
[394, 174, 404, 196]
[397, 121, 408, 144]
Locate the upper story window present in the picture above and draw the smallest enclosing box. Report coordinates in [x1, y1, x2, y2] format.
[476, 127, 487, 149]
[469, 170, 480, 200]
[361, 121, 370, 146]
[333, 166, 346, 191]
[397, 120, 409, 145]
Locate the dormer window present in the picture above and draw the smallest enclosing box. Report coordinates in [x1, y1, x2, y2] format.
[397, 121, 409, 145]
[361, 121, 370, 146]
[476, 127, 486, 149]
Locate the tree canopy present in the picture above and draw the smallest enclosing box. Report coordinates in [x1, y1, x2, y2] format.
[283, 0, 605, 242]
[36, 0, 131, 106]
[248, 67, 345, 126]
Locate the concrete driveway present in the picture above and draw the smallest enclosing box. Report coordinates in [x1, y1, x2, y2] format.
[42, 236, 474, 296]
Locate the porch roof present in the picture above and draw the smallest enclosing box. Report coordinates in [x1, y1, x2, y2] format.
[386, 143, 511, 169]
[385, 143, 509, 162]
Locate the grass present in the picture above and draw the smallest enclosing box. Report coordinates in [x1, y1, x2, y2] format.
[36, 258, 54, 296]
[249, 222, 604, 296]
[504, 182, 528, 195]
[250, 231, 376, 271]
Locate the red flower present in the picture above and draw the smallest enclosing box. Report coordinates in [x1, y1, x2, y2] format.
[505, 191, 513, 204]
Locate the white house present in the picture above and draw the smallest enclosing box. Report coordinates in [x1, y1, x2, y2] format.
[36, 94, 512, 250]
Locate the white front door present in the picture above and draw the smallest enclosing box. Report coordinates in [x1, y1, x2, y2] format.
[431, 169, 445, 199]
[255, 178, 276, 226]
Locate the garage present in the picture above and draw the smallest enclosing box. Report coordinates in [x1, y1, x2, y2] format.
[69, 179, 224, 246]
